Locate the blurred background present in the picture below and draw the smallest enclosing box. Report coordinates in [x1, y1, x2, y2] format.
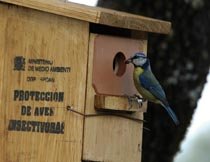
[69, 1, 210, 162]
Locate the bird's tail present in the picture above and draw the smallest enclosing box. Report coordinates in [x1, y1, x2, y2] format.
[161, 103, 179, 125]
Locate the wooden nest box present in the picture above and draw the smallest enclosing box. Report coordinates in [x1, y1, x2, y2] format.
[0, 0, 171, 162]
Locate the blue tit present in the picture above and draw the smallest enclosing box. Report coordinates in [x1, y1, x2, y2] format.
[125, 52, 179, 125]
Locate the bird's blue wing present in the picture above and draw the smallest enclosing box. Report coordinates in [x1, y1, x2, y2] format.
[139, 71, 167, 104]
[139, 70, 179, 125]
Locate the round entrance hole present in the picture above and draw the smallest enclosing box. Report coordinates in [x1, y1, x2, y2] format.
[112, 52, 126, 77]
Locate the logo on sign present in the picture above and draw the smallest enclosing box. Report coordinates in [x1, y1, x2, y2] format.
[14, 56, 25, 71]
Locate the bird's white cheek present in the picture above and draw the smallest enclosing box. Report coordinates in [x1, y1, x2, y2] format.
[133, 59, 139, 65]
[133, 59, 144, 66]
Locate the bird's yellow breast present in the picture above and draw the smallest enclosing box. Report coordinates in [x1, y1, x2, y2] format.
[133, 67, 158, 103]
[133, 67, 144, 76]
[133, 67, 144, 93]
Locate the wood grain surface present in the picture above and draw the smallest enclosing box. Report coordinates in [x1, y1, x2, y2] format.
[0, 0, 171, 34]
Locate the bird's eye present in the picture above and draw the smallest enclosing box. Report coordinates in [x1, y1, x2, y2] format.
[133, 55, 139, 59]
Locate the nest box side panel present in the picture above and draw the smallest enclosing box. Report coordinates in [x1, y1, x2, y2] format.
[0, 5, 6, 162]
[0, 3, 89, 162]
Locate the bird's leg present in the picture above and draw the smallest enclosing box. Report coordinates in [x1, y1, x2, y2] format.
[133, 94, 146, 107]
[124, 94, 146, 109]
[133, 94, 146, 102]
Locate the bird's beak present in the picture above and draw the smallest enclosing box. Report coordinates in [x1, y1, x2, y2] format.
[125, 57, 132, 64]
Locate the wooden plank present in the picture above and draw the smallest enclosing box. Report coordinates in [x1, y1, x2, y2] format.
[85, 34, 147, 118]
[95, 95, 147, 112]
[82, 34, 145, 162]
[0, 3, 89, 162]
[0, 0, 171, 34]
[99, 10, 171, 34]
[92, 34, 147, 96]
[83, 116, 143, 162]
[0, 0, 100, 24]
[0, 7, 6, 162]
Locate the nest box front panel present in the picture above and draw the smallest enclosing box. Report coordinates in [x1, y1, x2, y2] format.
[83, 34, 146, 162]
[92, 34, 147, 96]
[0, 4, 89, 162]
[85, 33, 148, 115]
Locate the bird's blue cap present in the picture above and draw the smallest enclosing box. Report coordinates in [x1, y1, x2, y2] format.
[125, 52, 147, 64]
[134, 52, 146, 58]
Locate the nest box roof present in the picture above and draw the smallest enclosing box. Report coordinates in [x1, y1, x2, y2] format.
[0, 0, 171, 34]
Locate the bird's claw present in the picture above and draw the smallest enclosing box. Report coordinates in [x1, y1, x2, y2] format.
[133, 94, 146, 107]
[134, 94, 146, 105]
[124, 94, 146, 109]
